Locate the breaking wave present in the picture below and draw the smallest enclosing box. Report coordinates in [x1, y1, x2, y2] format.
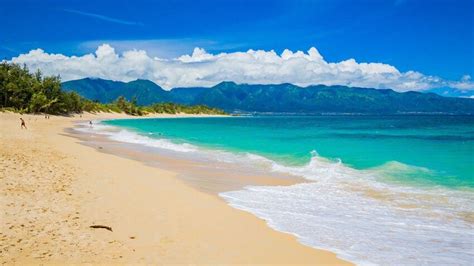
[75, 120, 474, 265]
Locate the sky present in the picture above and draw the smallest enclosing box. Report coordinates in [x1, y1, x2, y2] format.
[1, 0, 473, 90]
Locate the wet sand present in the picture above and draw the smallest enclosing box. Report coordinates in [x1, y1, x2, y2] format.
[0, 112, 350, 265]
[68, 124, 305, 194]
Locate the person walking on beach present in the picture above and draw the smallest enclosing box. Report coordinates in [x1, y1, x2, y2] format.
[89, 120, 93, 128]
[20, 118, 27, 129]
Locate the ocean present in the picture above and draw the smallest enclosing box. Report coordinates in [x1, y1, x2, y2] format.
[96, 115, 473, 265]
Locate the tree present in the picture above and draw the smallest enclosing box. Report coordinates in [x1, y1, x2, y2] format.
[0, 62, 226, 115]
[28, 92, 49, 113]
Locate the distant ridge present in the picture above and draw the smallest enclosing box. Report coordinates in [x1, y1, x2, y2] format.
[62, 78, 168, 105]
[62, 78, 474, 114]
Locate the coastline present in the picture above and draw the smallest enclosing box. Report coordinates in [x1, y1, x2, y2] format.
[0, 112, 350, 264]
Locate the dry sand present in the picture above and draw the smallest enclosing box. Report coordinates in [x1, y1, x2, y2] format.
[0, 112, 350, 265]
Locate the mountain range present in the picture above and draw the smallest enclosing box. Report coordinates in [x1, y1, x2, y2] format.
[61, 78, 474, 114]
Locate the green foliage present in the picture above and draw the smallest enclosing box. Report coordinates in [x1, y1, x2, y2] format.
[104, 98, 225, 116]
[0, 62, 226, 116]
[0, 62, 69, 114]
[28, 92, 49, 113]
[111, 96, 143, 116]
[149, 103, 226, 114]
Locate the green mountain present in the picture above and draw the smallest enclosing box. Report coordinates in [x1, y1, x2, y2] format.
[62, 78, 474, 114]
[62, 78, 168, 105]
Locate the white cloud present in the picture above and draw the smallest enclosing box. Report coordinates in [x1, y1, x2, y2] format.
[450, 75, 474, 90]
[9, 44, 474, 91]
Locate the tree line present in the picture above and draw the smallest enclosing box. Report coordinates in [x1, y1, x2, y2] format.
[0, 62, 226, 116]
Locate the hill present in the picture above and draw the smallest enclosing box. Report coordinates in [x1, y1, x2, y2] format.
[62, 78, 168, 105]
[61, 78, 474, 114]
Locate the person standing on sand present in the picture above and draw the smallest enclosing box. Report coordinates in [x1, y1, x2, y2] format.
[89, 120, 93, 128]
[20, 118, 27, 129]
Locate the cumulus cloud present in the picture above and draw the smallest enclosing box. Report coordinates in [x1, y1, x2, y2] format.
[9, 44, 474, 91]
[450, 75, 474, 90]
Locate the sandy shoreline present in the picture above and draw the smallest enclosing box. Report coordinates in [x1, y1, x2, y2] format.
[1, 112, 350, 264]
[69, 122, 305, 194]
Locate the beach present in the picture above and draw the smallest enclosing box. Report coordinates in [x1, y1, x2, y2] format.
[0, 112, 349, 265]
[97, 115, 474, 265]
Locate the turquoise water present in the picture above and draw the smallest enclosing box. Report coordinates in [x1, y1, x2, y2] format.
[95, 115, 474, 265]
[105, 115, 474, 189]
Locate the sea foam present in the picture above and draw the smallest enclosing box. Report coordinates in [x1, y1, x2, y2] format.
[222, 154, 474, 265]
[75, 120, 474, 265]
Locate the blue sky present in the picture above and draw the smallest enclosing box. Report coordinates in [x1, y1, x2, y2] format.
[1, 0, 472, 89]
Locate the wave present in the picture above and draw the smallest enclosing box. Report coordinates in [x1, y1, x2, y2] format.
[75, 120, 474, 265]
[222, 155, 474, 265]
[74, 121, 278, 172]
[74, 121, 198, 153]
